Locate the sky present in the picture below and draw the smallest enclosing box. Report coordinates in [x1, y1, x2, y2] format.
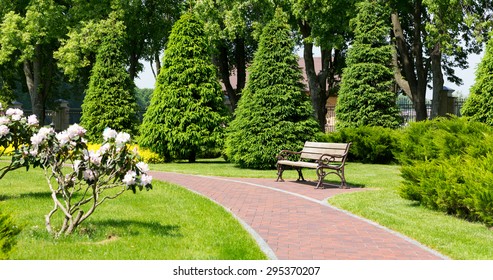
[134, 48, 485, 99]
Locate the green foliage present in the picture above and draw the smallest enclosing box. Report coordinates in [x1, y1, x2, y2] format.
[135, 87, 153, 111]
[461, 31, 493, 124]
[80, 16, 138, 141]
[335, 0, 401, 129]
[225, 8, 322, 169]
[138, 13, 228, 163]
[326, 126, 401, 164]
[399, 117, 493, 227]
[0, 209, 21, 260]
[398, 117, 493, 165]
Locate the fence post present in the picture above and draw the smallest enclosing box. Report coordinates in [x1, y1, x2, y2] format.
[54, 99, 70, 131]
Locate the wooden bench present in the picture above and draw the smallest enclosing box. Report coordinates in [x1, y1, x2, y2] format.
[276, 142, 351, 189]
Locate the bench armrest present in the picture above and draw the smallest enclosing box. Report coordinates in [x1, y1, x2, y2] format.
[318, 153, 347, 165]
[276, 150, 301, 161]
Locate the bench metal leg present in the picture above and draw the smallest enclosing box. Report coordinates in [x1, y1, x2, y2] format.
[316, 167, 349, 189]
[295, 168, 305, 182]
[276, 164, 285, 182]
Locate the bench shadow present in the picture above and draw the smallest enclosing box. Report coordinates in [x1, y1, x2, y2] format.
[289, 179, 365, 189]
[90, 219, 182, 238]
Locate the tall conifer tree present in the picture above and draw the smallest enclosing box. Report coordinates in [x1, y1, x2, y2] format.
[461, 31, 493, 125]
[335, 0, 401, 128]
[225, 8, 321, 169]
[139, 13, 227, 163]
[80, 16, 138, 140]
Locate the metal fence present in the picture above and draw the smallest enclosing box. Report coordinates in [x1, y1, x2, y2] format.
[325, 97, 467, 132]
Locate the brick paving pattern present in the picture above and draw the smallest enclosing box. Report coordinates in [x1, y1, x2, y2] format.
[150, 171, 446, 260]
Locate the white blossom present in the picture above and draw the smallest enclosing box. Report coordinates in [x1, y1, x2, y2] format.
[27, 115, 38, 126]
[56, 131, 71, 146]
[11, 114, 22, 121]
[0, 125, 9, 137]
[89, 151, 102, 166]
[0, 117, 10, 125]
[115, 132, 131, 145]
[136, 162, 150, 173]
[6, 108, 23, 117]
[98, 143, 111, 154]
[31, 127, 54, 146]
[103, 128, 118, 140]
[122, 170, 137, 186]
[66, 123, 86, 138]
[140, 174, 153, 186]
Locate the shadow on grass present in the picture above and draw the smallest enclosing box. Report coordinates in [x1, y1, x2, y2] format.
[91, 219, 183, 238]
[0, 191, 51, 201]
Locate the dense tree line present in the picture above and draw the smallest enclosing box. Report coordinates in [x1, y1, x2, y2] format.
[0, 0, 491, 128]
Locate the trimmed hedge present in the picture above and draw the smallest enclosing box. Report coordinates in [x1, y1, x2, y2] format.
[399, 117, 493, 227]
[325, 126, 401, 164]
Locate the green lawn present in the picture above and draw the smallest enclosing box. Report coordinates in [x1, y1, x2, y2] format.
[3, 158, 493, 260]
[0, 167, 267, 260]
[155, 159, 493, 260]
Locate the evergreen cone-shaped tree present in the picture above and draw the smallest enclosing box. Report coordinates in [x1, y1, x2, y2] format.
[139, 13, 227, 163]
[225, 8, 321, 169]
[80, 18, 138, 140]
[462, 31, 493, 125]
[335, 0, 401, 128]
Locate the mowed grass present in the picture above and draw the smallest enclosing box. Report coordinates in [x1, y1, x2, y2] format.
[155, 158, 493, 260]
[0, 167, 267, 260]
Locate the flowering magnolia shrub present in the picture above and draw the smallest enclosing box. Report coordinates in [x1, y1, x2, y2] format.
[0, 103, 153, 237]
[17, 126, 153, 237]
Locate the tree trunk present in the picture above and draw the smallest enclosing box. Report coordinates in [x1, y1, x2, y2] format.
[391, 7, 429, 121]
[431, 43, 444, 118]
[215, 44, 238, 110]
[23, 59, 44, 125]
[303, 43, 325, 130]
[235, 38, 246, 93]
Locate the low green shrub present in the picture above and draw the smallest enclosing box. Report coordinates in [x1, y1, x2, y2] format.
[0, 209, 21, 260]
[399, 117, 493, 227]
[326, 126, 401, 164]
[401, 154, 493, 227]
[398, 117, 493, 164]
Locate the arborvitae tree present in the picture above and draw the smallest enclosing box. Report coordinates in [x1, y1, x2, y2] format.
[462, 31, 493, 125]
[225, 8, 322, 169]
[80, 17, 138, 140]
[335, 0, 401, 129]
[138, 13, 227, 163]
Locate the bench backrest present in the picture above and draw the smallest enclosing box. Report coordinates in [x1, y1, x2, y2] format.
[300, 142, 350, 163]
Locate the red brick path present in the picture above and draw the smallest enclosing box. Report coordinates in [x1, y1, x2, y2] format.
[150, 171, 446, 260]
